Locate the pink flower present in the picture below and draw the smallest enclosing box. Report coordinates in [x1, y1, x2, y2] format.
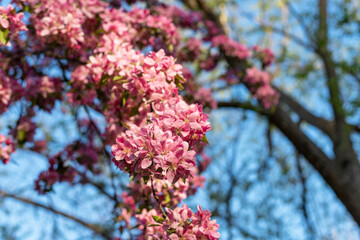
[162, 205, 220, 240]
[212, 35, 251, 59]
[0, 5, 27, 45]
[244, 67, 279, 108]
[253, 46, 275, 67]
[0, 135, 15, 164]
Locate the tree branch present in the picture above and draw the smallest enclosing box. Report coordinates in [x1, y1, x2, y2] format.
[296, 154, 316, 239]
[276, 88, 334, 138]
[0, 190, 111, 239]
[285, 1, 317, 44]
[183, 0, 360, 226]
[239, 11, 314, 50]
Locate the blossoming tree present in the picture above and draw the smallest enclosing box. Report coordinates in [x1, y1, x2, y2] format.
[0, 0, 278, 238]
[3, 0, 358, 239]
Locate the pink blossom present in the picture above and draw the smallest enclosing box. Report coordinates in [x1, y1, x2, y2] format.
[161, 205, 220, 240]
[212, 35, 251, 59]
[0, 5, 27, 45]
[253, 46, 275, 67]
[0, 135, 15, 164]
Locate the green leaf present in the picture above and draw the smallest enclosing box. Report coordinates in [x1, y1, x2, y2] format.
[130, 106, 140, 117]
[148, 224, 162, 227]
[167, 228, 176, 234]
[0, 29, 9, 45]
[174, 74, 184, 90]
[17, 129, 26, 142]
[152, 215, 165, 224]
[120, 121, 130, 129]
[201, 135, 209, 144]
[100, 74, 110, 86]
[168, 44, 174, 52]
[143, 176, 149, 184]
[113, 76, 128, 84]
[121, 91, 130, 107]
[163, 193, 171, 204]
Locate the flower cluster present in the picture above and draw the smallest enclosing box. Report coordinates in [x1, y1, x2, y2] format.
[0, 135, 15, 164]
[135, 208, 167, 239]
[134, 205, 220, 240]
[35, 155, 77, 194]
[112, 122, 197, 183]
[163, 205, 220, 240]
[30, 0, 107, 49]
[0, 5, 27, 45]
[155, 5, 202, 29]
[212, 35, 251, 60]
[112, 96, 210, 183]
[244, 67, 279, 108]
[25, 76, 63, 112]
[13, 116, 37, 145]
[0, 70, 13, 113]
[35, 143, 101, 194]
[253, 45, 275, 67]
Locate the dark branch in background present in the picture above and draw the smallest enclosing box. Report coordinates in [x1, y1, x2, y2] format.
[239, 11, 315, 50]
[275, 88, 334, 138]
[315, 0, 356, 164]
[182, 0, 360, 226]
[285, 1, 317, 44]
[150, 177, 168, 220]
[78, 172, 116, 202]
[217, 101, 265, 114]
[0, 189, 111, 239]
[296, 154, 316, 240]
[56, 58, 69, 82]
[84, 106, 120, 205]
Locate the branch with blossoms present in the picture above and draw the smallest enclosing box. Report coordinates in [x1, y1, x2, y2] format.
[0, 1, 221, 239]
[0, 0, 308, 237]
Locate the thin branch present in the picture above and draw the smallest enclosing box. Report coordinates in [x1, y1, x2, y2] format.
[217, 101, 266, 114]
[276, 87, 334, 138]
[0, 189, 110, 239]
[239, 10, 314, 50]
[183, 0, 360, 226]
[150, 177, 168, 220]
[296, 154, 316, 239]
[285, 1, 317, 44]
[79, 172, 116, 202]
[84, 106, 120, 204]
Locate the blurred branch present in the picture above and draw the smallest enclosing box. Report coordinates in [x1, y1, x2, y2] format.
[217, 101, 266, 114]
[0, 190, 111, 239]
[285, 1, 317, 44]
[84, 106, 120, 205]
[296, 154, 316, 239]
[184, 0, 360, 226]
[315, 0, 359, 170]
[276, 88, 334, 139]
[182, 0, 226, 35]
[79, 172, 117, 202]
[239, 11, 315, 50]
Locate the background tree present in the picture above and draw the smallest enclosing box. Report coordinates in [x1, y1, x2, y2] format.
[1, 0, 360, 240]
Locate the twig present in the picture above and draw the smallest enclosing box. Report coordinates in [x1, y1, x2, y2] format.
[150, 177, 168, 220]
[0, 189, 110, 239]
[84, 106, 120, 204]
[296, 154, 316, 239]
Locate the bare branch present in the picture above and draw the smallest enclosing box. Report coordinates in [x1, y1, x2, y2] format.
[0, 189, 111, 239]
[286, 1, 317, 44]
[239, 11, 314, 50]
[276, 88, 334, 138]
[296, 154, 316, 239]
